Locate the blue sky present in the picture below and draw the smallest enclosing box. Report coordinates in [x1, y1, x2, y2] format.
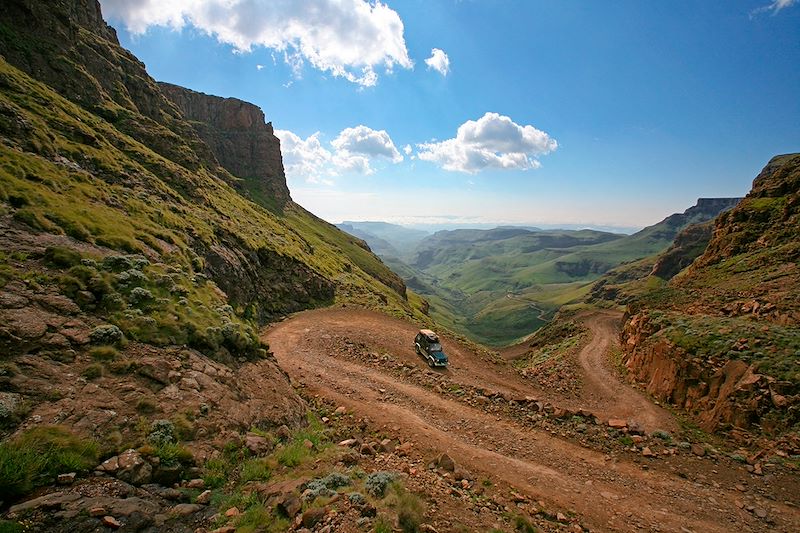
[100, 0, 800, 230]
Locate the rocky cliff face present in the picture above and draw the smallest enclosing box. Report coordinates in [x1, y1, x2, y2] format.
[0, 0, 218, 171]
[620, 155, 800, 437]
[621, 311, 795, 433]
[159, 83, 291, 210]
[650, 221, 714, 280]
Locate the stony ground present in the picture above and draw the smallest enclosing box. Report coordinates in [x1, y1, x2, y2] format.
[264, 307, 800, 533]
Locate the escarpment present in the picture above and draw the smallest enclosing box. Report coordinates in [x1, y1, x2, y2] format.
[619, 154, 800, 437]
[159, 83, 291, 210]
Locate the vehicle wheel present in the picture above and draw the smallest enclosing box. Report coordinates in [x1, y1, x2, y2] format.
[427, 359, 434, 368]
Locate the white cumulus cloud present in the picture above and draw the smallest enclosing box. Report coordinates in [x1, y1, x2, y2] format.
[424, 48, 450, 76]
[416, 112, 557, 174]
[276, 125, 402, 181]
[100, 0, 413, 87]
[332, 125, 403, 164]
[274, 129, 333, 184]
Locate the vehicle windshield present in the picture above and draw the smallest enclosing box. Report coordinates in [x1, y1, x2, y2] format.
[429, 343, 442, 352]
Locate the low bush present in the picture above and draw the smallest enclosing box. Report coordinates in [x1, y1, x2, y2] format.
[43, 246, 82, 269]
[90, 346, 118, 361]
[81, 363, 103, 380]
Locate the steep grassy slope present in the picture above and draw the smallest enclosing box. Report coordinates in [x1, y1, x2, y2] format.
[0, 0, 428, 509]
[617, 154, 800, 436]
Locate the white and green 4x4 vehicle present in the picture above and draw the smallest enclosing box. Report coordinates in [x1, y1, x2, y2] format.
[414, 329, 448, 367]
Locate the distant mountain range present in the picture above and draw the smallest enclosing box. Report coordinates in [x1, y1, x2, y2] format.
[338, 197, 741, 345]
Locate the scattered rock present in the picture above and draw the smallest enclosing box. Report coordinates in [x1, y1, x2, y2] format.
[225, 507, 240, 518]
[186, 478, 205, 489]
[278, 495, 302, 518]
[89, 507, 107, 517]
[57, 472, 77, 485]
[378, 438, 395, 453]
[245, 433, 272, 455]
[115, 449, 152, 486]
[303, 439, 314, 450]
[691, 443, 706, 457]
[196, 490, 212, 505]
[454, 465, 473, 481]
[210, 527, 236, 533]
[359, 443, 376, 455]
[170, 503, 203, 516]
[627, 420, 645, 435]
[641, 447, 655, 457]
[276, 425, 291, 440]
[396, 442, 414, 456]
[608, 419, 628, 429]
[437, 453, 456, 472]
[101, 516, 121, 529]
[301, 507, 326, 528]
[334, 406, 347, 415]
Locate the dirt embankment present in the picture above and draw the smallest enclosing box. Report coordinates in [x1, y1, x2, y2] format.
[265, 308, 800, 533]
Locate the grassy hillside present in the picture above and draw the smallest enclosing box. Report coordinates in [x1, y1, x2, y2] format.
[358, 203, 736, 346]
[580, 155, 800, 436]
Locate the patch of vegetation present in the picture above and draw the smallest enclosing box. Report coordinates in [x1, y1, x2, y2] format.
[647, 311, 800, 382]
[387, 483, 425, 533]
[89, 345, 118, 361]
[275, 413, 328, 468]
[81, 363, 103, 380]
[0, 426, 98, 501]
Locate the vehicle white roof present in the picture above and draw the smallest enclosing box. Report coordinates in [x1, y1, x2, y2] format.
[419, 329, 439, 340]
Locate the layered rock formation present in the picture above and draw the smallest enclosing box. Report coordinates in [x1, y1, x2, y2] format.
[650, 220, 714, 280]
[0, 0, 217, 171]
[620, 154, 800, 436]
[160, 83, 291, 210]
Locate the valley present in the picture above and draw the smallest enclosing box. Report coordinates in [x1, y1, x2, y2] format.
[340, 196, 740, 346]
[0, 1, 797, 533]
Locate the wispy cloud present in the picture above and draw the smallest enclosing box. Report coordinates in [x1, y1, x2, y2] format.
[751, 0, 798, 16]
[100, 0, 413, 87]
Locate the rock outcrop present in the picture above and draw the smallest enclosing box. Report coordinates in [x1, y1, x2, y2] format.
[619, 155, 800, 437]
[0, 0, 217, 171]
[620, 311, 796, 433]
[650, 220, 714, 280]
[159, 83, 291, 210]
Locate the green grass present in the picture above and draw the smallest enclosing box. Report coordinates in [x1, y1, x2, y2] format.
[0, 426, 99, 501]
[644, 311, 800, 382]
[0, 54, 426, 366]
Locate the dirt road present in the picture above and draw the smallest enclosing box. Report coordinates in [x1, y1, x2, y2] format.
[569, 310, 676, 432]
[264, 308, 800, 532]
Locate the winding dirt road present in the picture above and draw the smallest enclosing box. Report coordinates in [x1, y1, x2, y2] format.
[264, 308, 800, 532]
[570, 310, 676, 433]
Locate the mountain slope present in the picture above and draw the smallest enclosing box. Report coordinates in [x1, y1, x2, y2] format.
[0, 0, 426, 510]
[620, 154, 800, 436]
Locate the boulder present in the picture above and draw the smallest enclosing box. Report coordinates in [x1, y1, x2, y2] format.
[170, 503, 203, 516]
[195, 490, 212, 505]
[437, 453, 456, 472]
[301, 507, 326, 528]
[115, 450, 152, 486]
[245, 433, 272, 455]
[608, 418, 628, 429]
